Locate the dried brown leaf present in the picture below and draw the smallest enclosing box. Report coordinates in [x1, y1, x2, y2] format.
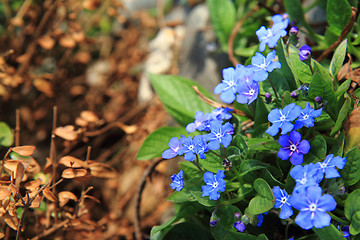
[37, 35, 56, 50]
[62, 168, 87, 179]
[0, 187, 11, 200]
[43, 188, 57, 202]
[75, 117, 88, 127]
[59, 156, 87, 168]
[33, 78, 54, 97]
[4, 213, 18, 230]
[80, 111, 99, 123]
[0, 232, 5, 238]
[29, 195, 42, 208]
[59, 35, 76, 48]
[88, 161, 117, 178]
[14, 161, 25, 189]
[11, 145, 36, 156]
[25, 179, 41, 192]
[74, 52, 91, 64]
[3, 160, 18, 172]
[58, 191, 78, 207]
[72, 31, 85, 42]
[84, 195, 101, 204]
[54, 125, 79, 141]
[10, 17, 23, 26]
[338, 54, 352, 81]
[116, 122, 138, 134]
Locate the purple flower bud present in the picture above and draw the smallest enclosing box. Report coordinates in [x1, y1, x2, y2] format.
[290, 91, 298, 99]
[299, 45, 312, 61]
[234, 212, 241, 219]
[265, 92, 271, 99]
[265, 92, 272, 104]
[290, 26, 299, 35]
[234, 221, 246, 232]
[315, 96, 322, 102]
[210, 219, 217, 227]
[282, 13, 289, 19]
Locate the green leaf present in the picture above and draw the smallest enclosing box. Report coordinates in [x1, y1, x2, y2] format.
[248, 178, 275, 215]
[284, 0, 308, 32]
[326, 0, 352, 35]
[330, 40, 347, 78]
[136, 127, 188, 160]
[341, 148, 360, 186]
[239, 160, 268, 177]
[237, 184, 254, 199]
[246, 138, 280, 151]
[254, 97, 269, 128]
[211, 222, 257, 240]
[313, 60, 333, 86]
[217, 205, 241, 231]
[313, 224, 345, 240]
[288, 45, 313, 84]
[308, 71, 337, 120]
[163, 221, 212, 240]
[345, 189, 360, 221]
[335, 79, 351, 98]
[189, 190, 219, 207]
[350, 211, 360, 235]
[206, 0, 236, 51]
[167, 189, 196, 203]
[200, 152, 224, 173]
[330, 132, 345, 156]
[0, 122, 13, 147]
[256, 234, 269, 240]
[305, 135, 327, 164]
[330, 96, 351, 136]
[149, 73, 214, 126]
[276, 39, 297, 89]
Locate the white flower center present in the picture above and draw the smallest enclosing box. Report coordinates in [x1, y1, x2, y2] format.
[289, 144, 297, 152]
[213, 182, 218, 188]
[309, 203, 317, 211]
[189, 145, 194, 151]
[300, 178, 307, 184]
[280, 196, 287, 204]
[280, 115, 286, 121]
[216, 133, 222, 138]
[303, 114, 309, 120]
[319, 162, 327, 169]
[249, 89, 255, 95]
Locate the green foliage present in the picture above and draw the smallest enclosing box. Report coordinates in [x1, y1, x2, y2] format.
[149, 73, 214, 126]
[248, 178, 275, 215]
[342, 148, 360, 186]
[0, 122, 13, 147]
[326, 0, 352, 35]
[313, 224, 345, 240]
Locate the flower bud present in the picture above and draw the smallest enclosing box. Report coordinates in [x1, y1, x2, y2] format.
[315, 96, 322, 102]
[290, 26, 299, 36]
[299, 45, 312, 61]
[234, 221, 246, 232]
[234, 212, 241, 219]
[290, 91, 298, 99]
[265, 92, 272, 104]
[210, 219, 217, 227]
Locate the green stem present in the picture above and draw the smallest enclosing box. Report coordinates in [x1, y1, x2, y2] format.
[328, 212, 350, 226]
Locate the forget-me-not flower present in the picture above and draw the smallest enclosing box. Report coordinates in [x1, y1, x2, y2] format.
[256, 15, 289, 52]
[214, 65, 242, 103]
[290, 163, 323, 194]
[193, 135, 209, 159]
[299, 45, 312, 61]
[234, 221, 246, 232]
[250, 51, 281, 82]
[290, 186, 337, 230]
[266, 103, 301, 136]
[206, 121, 234, 150]
[236, 79, 259, 105]
[272, 186, 293, 219]
[278, 131, 310, 165]
[170, 170, 184, 191]
[201, 170, 226, 200]
[210, 107, 233, 121]
[316, 154, 347, 179]
[178, 136, 197, 161]
[162, 137, 181, 159]
[293, 103, 322, 130]
[186, 111, 211, 133]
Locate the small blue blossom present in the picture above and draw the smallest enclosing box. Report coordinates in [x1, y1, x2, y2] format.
[256, 15, 289, 52]
[186, 111, 211, 133]
[170, 170, 184, 191]
[266, 103, 301, 136]
[316, 154, 347, 179]
[290, 163, 323, 194]
[290, 186, 337, 230]
[210, 219, 217, 227]
[299, 45, 312, 61]
[178, 136, 197, 161]
[193, 135, 209, 159]
[236, 79, 259, 105]
[214, 65, 242, 103]
[278, 131, 310, 165]
[256, 212, 268, 226]
[234, 221, 246, 232]
[210, 107, 233, 120]
[206, 121, 234, 150]
[201, 170, 226, 200]
[162, 137, 181, 159]
[250, 51, 281, 82]
[272, 186, 293, 219]
[293, 103, 322, 130]
[338, 225, 350, 239]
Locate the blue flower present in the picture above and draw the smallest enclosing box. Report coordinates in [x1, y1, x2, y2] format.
[201, 170, 226, 200]
[214, 65, 242, 103]
[186, 111, 211, 133]
[178, 136, 197, 161]
[256, 15, 289, 52]
[234, 221, 246, 232]
[290, 186, 337, 230]
[162, 137, 181, 159]
[338, 225, 350, 239]
[272, 186, 293, 219]
[293, 103, 322, 130]
[210, 219, 217, 227]
[170, 170, 184, 191]
[266, 103, 301, 136]
[250, 51, 281, 82]
[206, 121, 234, 150]
[236, 79, 259, 105]
[316, 154, 347, 179]
[278, 131, 310, 165]
[290, 163, 323, 194]
[193, 135, 208, 159]
[299, 45, 312, 61]
[210, 107, 233, 120]
[256, 212, 268, 226]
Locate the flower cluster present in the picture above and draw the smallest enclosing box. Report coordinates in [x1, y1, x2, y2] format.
[272, 154, 346, 229]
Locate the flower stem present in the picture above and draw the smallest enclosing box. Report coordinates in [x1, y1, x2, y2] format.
[267, 76, 279, 100]
[328, 212, 350, 226]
